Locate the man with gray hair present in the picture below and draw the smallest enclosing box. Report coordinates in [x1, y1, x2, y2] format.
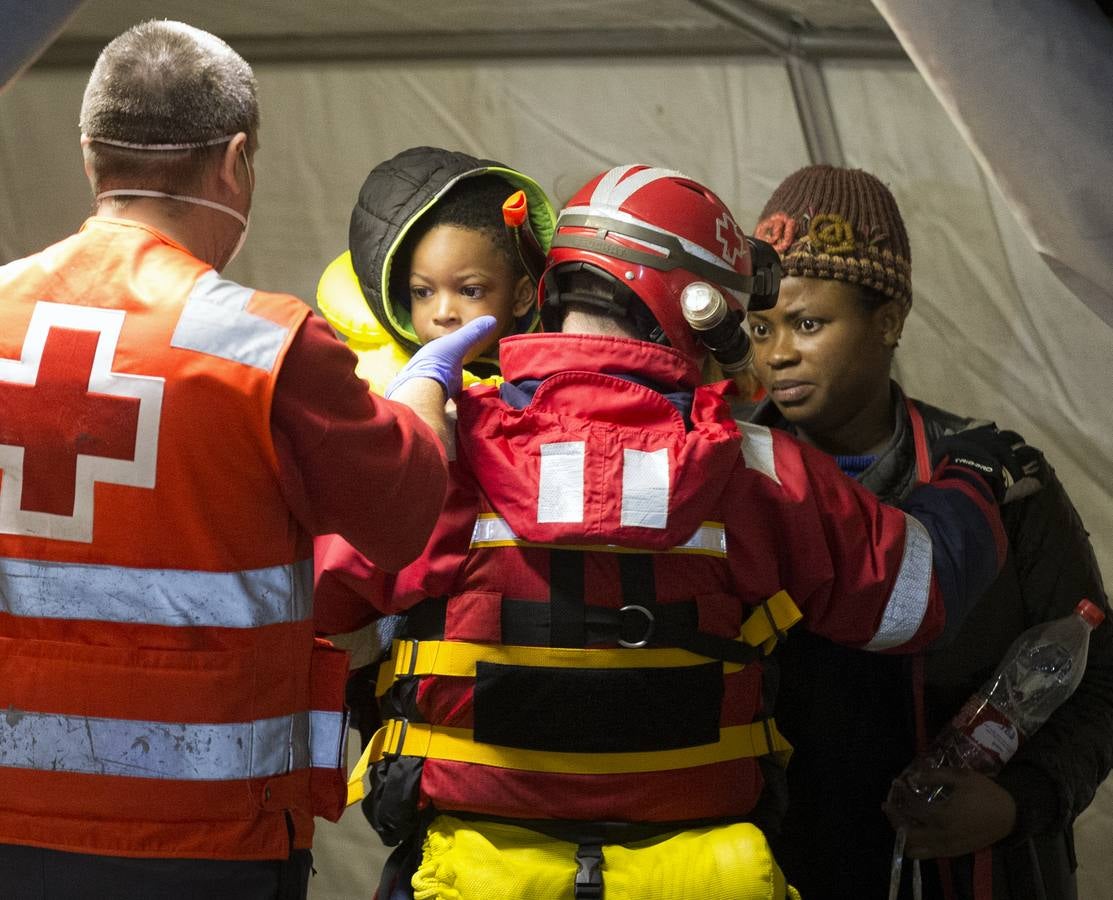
[0, 19, 481, 899]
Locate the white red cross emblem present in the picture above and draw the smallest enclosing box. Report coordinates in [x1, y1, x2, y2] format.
[715, 212, 747, 266]
[0, 302, 164, 543]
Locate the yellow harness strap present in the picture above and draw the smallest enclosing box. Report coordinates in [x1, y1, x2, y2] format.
[349, 591, 802, 805]
[375, 590, 802, 697]
[348, 718, 792, 806]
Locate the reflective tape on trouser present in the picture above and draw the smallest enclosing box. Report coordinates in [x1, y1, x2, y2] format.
[0, 556, 313, 629]
[310, 710, 347, 769]
[0, 708, 343, 780]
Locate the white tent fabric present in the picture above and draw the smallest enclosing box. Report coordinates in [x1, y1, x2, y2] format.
[874, 0, 1113, 329]
[1, 18, 1110, 900]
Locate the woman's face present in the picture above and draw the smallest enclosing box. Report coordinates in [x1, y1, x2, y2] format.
[407, 225, 533, 362]
[748, 276, 905, 451]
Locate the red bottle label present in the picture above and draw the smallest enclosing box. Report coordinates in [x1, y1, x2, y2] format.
[954, 696, 1021, 769]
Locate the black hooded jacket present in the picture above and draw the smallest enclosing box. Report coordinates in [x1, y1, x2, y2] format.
[751, 384, 1113, 900]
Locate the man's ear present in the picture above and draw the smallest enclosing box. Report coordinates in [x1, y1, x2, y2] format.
[218, 132, 249, 195]
[512, 274, 535, 318]
[81, 142, 95, 184]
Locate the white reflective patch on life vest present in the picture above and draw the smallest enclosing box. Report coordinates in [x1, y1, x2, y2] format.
[738, 422, 781, 485]
[470, 514, 517, 546]
[0, 557, 313, 628]
[537, 441, 585, 524]
[171, 270, 289, 371]
[0, 302, 164, 543]
[310, 710, 348, 769]
[0, 709, 310, 780]
[865, 513, 933, 650]
[469, 513, 726, 557]
[621, 448, 669, 529]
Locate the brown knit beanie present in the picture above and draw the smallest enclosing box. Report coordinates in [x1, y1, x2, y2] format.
[753, 165, 911, 307]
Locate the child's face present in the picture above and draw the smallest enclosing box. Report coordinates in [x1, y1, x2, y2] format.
[407, 225, 534, 361]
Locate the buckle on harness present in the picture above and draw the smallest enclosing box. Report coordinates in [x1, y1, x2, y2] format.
[574, 843, 604, 899]
[618, 604, 655, 648]
[384, 718, 409, 758]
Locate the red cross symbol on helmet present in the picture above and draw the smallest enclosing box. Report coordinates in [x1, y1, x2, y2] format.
[715, 212, 747, 266]
[0, 302, 165, 543]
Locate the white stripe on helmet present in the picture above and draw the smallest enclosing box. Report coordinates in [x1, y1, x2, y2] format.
[589, 165, 692, 209]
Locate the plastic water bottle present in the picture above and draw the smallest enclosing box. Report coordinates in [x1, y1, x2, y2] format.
[886, 599, 1104, 899]
[895, 598, 1104, 804]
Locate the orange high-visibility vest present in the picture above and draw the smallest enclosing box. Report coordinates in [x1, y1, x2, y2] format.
[0, 219, 348, 860]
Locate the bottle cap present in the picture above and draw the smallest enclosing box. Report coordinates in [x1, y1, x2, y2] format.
[1076, 598, 1105, 628]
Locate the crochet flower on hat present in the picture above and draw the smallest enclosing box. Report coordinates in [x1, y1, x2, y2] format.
[807, 213, 856, 255]
[753, 211, 796, 254]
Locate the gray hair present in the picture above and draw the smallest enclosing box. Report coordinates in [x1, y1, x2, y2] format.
[80, 20, 259, 192]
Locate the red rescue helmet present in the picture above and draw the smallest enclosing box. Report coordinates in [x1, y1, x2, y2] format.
[541, 165, 779, 362]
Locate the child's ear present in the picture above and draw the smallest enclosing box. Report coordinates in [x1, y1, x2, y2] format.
[512, 275, 535, 318]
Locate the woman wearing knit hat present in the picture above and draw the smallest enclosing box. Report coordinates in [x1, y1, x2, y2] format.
[746, 165, 1112, 900]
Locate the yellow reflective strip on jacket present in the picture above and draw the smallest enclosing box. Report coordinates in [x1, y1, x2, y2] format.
[413, 815, 801, 900]
[368, 718, 791, 776]
[469, 513, 727, 557]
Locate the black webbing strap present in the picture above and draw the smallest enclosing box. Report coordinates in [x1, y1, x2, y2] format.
[401, 568, 768, 663]
[549, 549, 587, 647]
[618, 553, 657, 606]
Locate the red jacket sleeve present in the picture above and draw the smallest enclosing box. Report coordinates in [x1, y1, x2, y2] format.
[735, 427, 1005, 653]
[312, 459, 482, 634]
[271, 313, 448, 571]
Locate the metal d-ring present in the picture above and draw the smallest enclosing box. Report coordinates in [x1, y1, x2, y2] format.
[618, 604, 655, 648]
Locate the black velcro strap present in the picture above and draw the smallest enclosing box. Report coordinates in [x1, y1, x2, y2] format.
[402, 596, 448, 640]
[549, 549, 586, 647]
[473, 661, 723, 752]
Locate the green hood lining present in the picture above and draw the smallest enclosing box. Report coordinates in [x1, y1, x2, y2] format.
[377, 167, 557, 364]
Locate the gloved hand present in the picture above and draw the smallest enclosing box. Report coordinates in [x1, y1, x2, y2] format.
[385, 316, 499, 400]
[932, 425, 1042, 504]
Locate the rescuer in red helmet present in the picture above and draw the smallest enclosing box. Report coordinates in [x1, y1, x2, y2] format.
[314, 164, 1033, 900]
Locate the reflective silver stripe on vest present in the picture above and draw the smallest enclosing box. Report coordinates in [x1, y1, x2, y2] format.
[739, 422, 781, 485]
[0, 557, 313, 628]
[865, 513, 934, 650]
[0, 710, 310, 780]
[621, 448, 669, 529]
[537, 441, 585, 523]
[171, 270, 290, 371]
[310, 710, 348, 769]
[469, 514, 727, 557]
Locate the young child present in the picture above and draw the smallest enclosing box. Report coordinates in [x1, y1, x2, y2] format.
[316, 146, 556, 393]
[309, 150, 556, 900]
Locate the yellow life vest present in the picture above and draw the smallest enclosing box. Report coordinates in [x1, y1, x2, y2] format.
[316, 251, 501, 394]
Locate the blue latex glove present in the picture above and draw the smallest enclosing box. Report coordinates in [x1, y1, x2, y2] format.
[385, 316, 499, 399]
